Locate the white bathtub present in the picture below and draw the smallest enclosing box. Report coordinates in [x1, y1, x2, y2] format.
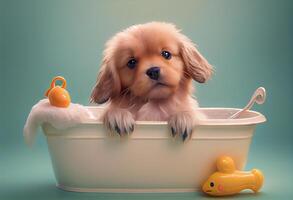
[42, 107, 266, 193]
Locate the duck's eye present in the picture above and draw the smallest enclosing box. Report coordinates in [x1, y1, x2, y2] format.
[127, 58, 137, 69]
[161, 50, 172, 60]
[210, 182, 215, 187]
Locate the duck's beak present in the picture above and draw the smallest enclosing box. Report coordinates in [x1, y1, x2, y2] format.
[202, 184, 212, 194]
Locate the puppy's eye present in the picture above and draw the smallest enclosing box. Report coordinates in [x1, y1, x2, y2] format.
[127, 58, 137, 69]
[161, 50, 172, 60]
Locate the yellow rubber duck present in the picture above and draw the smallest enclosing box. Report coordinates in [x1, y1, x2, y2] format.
[202, 156, 264, 196]
[45, 76, 71, 108]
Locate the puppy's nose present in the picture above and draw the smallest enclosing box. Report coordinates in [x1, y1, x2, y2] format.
[146, 67, 160, 80]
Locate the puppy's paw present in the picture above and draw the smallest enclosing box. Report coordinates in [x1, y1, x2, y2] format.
[103, 108, 135, 136]
[168, 112, 195, 141]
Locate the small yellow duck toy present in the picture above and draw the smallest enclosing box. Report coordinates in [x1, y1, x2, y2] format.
[202, 156, 264, 196]
[45, 76, 71, 108]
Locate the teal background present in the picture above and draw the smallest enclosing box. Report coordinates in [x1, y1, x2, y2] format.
[1, 0, 292, 199]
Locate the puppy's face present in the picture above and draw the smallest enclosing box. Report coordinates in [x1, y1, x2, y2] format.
[91, 22, 212, 103]
[115, 24, 184, 100]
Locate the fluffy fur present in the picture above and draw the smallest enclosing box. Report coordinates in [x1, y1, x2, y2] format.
[91, 22, 213, 141]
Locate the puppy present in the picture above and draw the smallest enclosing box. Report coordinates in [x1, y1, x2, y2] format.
[91, 22, 212, 141]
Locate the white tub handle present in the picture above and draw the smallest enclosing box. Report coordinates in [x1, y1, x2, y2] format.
[229, 87, 266, 119]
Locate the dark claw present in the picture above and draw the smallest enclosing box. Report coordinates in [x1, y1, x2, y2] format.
[130, 124, 134, 132]
[182, 129, 188, 141]
[171, 127, 176, 137]
[123, 128, 128, 135]
[115, 125, 121, 135]
[124, 125, 134, 135]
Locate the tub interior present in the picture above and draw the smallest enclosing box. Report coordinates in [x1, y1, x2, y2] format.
[200, 108, 259, 119]
[85, 107, 266, 126]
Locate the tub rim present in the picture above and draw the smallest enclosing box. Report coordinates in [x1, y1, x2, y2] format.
[83, 107, 266, 126]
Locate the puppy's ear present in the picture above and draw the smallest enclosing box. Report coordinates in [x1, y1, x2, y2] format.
[90, 59, 121, 104]
[180, 35, 213, 83]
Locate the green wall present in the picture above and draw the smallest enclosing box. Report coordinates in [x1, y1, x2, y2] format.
[1, 0, 292, 199]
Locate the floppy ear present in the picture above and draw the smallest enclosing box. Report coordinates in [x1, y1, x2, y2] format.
[180, 35, 213, 83]
[90, 58, 121, 104]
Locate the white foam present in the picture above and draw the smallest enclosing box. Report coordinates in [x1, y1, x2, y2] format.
[23, 99, 97, 146]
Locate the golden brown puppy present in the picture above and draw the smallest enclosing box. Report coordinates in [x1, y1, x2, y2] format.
[91, 22, 212, 141]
